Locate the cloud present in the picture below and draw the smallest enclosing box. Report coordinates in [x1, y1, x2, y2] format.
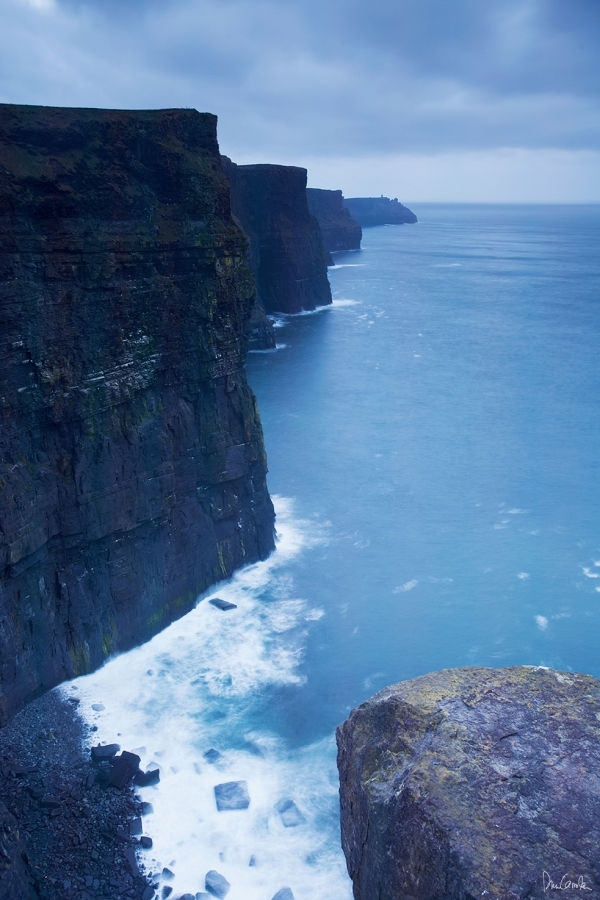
[0, 0, 598, 196]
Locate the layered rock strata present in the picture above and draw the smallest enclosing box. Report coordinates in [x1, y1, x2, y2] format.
[306, 188, 362, 256]
[222, 157, 332, 315]
[0, 104, 275, 724]
[343, 196, 417, 227]
[337, 666, 600, 900]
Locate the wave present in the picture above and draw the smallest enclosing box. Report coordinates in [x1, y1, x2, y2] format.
[65, 498, 352, 900]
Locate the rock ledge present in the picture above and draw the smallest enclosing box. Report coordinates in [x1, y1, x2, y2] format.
[337, 666, 600, 900]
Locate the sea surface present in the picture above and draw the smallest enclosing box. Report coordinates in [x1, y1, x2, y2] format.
[69, 204, 600, 899]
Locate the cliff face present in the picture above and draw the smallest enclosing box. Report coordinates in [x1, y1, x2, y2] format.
[0, 104, 275, 724]
[337, 666, 600, 900]
[343, 196, 417, 227]
[306, 188, 362, 256]
[222, 158, 331, 315]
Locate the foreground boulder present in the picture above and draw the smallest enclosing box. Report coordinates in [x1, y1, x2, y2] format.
[337, 666, 600, 900]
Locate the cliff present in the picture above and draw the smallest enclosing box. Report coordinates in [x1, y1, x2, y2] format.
[306, 188, 362, 256]
[337, 666, 600, 900]
[0, 104, 275, 725]
[222, 157, 332, 315]
[342, 196, 417, 227]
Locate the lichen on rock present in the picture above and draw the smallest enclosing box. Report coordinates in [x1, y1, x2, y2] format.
[337, 665, 600, 900]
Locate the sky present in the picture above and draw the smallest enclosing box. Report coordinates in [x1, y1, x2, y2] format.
[1, 0, 599, 201]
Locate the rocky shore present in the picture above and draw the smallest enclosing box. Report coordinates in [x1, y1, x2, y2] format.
[0, 689, 156, 900]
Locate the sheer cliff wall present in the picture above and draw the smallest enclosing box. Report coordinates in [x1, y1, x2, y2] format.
[222, 158, 331, 315]
[0, 104, 275, 724]
[343, 196, 417, 227]
[306, 188, 362, 255]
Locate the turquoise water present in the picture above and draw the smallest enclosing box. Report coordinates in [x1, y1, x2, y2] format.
[71, 204, 600, 899]
[248, 204, 600, 743]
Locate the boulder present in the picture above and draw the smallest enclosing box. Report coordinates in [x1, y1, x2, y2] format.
[91, 744, 120, 762]
[204, 749, 222, 764]
[214, 781, 250, 811]
[134, 767, 161, 786]
[337, 666, 600, 900]
[271, 889, 294, 900]
[209, 598, 238, 612]
[108, 751, 141, 789]
[205, 870, 231, 898]
[276, 799, 305, 827]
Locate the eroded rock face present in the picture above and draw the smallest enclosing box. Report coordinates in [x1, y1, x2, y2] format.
[306, 188, 362, 256]
[222, 157, 331, 315]
[337, 666, 600, 900]
[342, 196, 417, 227]
[0, 104, 275, 723]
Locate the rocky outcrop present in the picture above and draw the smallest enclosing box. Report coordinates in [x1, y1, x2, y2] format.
[0, 104, 275, 724]
[337, 666, 600, 900]
[342, 196, 417, 227]
[306, 188, 362, 257]
[222, 157, 331, 315]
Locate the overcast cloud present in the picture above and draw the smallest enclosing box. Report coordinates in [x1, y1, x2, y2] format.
[1, 0, 599, 200]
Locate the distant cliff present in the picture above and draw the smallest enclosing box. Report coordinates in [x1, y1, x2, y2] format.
[222, 158, 332, 315]
[337, 666, 600, 900]
[0, 104, 275, 724]
[306, 188, 362, 256]
[343, 196, 417, 227]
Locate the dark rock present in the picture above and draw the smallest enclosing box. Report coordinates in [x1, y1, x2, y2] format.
[205, 870, 231, 898]
[129, 817, 143, 836]
[134, 768, 160, 787]
[222, 156, 332, 316]
[141, 802, 154, 816]
[40, 796, 61, 809]
[0, 798, 37, 899]
[91, 744, 121, 763]
[141, 886, 155, 900]
[271, 890, 294, 900]
[209, 598, 238, 612]
[214, 781, 250, 811]
[195, 894, 211, 900]
[162, 889, 173, 899]
[162, 868, 175, 881]
[123, 846, 139, 876]
[0, 103, 275, 726]
[140, 836, 153, 849]
[108, 752, 141, 789]
[342, 195, 417, 227]
[203, 750, 222, 764]
[179, 894, 195, 900]
[306, 188, 362, 255]
[337, 665, 600, 900]
[276, 799, 305, 827]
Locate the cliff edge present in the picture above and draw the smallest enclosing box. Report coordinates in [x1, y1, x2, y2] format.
[222, 158, 331, 315]
[343, 196, 417, 227]
[306, 188, 362, 256]
[337, 666, 600, 900]
[0, 104, 275, 724]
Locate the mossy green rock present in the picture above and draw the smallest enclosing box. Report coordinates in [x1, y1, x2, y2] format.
[337, 666, 600, 900]
[0, 104, 275, 723]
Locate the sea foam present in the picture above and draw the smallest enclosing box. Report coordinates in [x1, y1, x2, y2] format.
[66, 498, 352, 900]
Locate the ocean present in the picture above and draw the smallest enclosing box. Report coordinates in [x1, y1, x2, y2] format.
[67, 203, 600, 899]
